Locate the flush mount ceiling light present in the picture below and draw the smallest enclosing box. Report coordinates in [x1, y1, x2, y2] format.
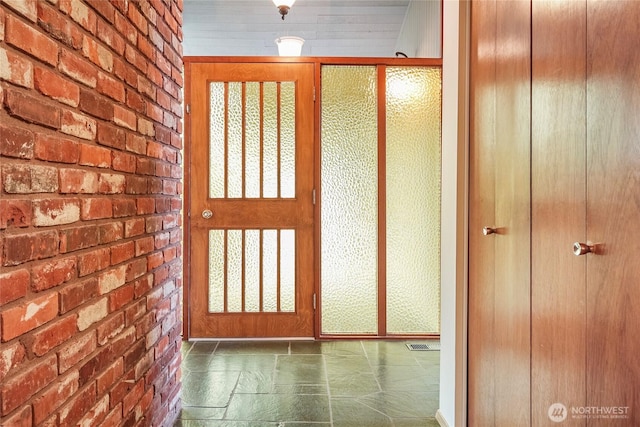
[275, 36, 305, 56]
[273, 0, 296, 20]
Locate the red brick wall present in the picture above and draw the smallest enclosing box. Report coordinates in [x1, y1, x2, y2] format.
[0, 0, 183, 425]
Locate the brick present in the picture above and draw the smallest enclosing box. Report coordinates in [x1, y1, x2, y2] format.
[59, 49, 97, 88]
[58, 331, 96, 372]
[59, 224, 99, 253]
[114, 105, 137, 130]
[3, 0, 37, 22]
[60, 0, 97, 33]
[98, 265, 126, 294]
[122, 378, 144, 417]
[79, 144, 111, 168]
[58, 382, 97, 426]
[110, 241, 134, 265]
[0, 199, 31, 229]
[61, 110, 97, 140]
[4, 89, 60, 129]
[77, 393, 109, 427]
[147, 252, 163, 271]
[97, 312, 125, 345]
[59, 276, 99, 313]
[0, 268, 30, 304]
[32, 198, 81, 227]
[124, 340, 146, 373]
[77, 345, 111, 385]
[109, 284, 134, 311]
[126, 89, 146, 114]
[82, 37, 113, 73]
[1, 292, 58, 341]
[109, 326, 136, 361]
[125, 299, 146, 325]
[77, 296, 108, 331]
[101, 404, 123, 427]
[31, 314, 77, 356]
[125, 218, 145, 238]
[37, 2, 83, 49]
[137, 75, 154, 100]
[0, 46, 33, 89]
[76, 247, 109, 276]
[5, 15, 58, 66]
[80, 88, 114, 121]
[2, 230, 58, 266]
[113, 199, 137, 218]
[98, 173, 125, 194]
[125, 44, 147, 75]
[134, 236, 155, 257]
[32, 370, 79, 425]
[112, 151, 136, 173]
[2, 164, 58, 194]
[125, 134, 147, 154]
[145, 216, 163, 233]
[136, 157, 154, 175]
[126, 176, 148, 195]
[96, 358, 123, 395]
[59, 168, 99, 194]
[97, 122, 126, 149]
[96, 18, 124, 54]
[98, 221, 123, 244]
[133, 275, 153, 299]
[0, 403, 31, 427]
[0, 342, 26, 383]
[81, 197, 113, 220]
[136, 198, 155, 215]
[34, 67, 80, 107]
[34, 133, 80, 163]
[97, 71, 125, 102]
[0, 353, 57, 415]
[31, 255, 76, 292]
[0, 122, 34, 159]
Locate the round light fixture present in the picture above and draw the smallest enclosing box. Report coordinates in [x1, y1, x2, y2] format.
[275, 36, 305, 56]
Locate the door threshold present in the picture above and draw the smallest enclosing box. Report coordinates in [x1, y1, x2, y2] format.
[187, 337, 315, 342]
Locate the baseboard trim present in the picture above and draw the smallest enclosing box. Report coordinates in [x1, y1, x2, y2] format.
[435, 409, 450, 427]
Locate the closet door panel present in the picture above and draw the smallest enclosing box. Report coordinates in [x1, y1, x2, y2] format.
[468, 0, 497, 423]
[493, 0, 531, 424]
[531, 1, 587, 425]
[586, 1, 640, 422]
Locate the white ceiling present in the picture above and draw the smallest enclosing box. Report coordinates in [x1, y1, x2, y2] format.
[182, 0, 413, 57]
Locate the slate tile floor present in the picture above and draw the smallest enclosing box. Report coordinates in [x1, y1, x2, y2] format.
[174, 340, 440, 427]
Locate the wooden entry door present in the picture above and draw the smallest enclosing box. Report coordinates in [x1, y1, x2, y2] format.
[188, 62, 315, 338]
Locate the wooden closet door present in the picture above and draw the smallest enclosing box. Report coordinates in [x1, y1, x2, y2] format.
[468, 0, 531, 424]
[531, 1, 587, 425]
[586, 1, 640, 423]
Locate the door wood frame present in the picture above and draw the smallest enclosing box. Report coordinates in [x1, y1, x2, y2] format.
[183, 56, 443, 340]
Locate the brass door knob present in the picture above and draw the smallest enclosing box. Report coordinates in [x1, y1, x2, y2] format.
[482, 226, 497, 236]
[573, 242, 594, 256]
[202, 209, 213, 219]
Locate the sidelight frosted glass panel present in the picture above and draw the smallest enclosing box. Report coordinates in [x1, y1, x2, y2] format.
[209, 83, 225, 198]
[262, 229, 278, 311]
[321, 66, 378, 335]
[280, 82, 296, 198]
[386, 67, 441, 334]
[208, 230, 225, 312]
[226, 230, 243, 312]
[280, 229, 295, 312]
[245, 82, 261, 198]
[244, 230, 260, 312]
[263, 83, 278, 198]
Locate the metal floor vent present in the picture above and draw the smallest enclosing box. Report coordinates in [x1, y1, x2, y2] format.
[406, 342, 440, 351]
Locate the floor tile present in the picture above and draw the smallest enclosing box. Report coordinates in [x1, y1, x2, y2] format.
[331, 398, 393, 427]
[225, 393, 331, 423]
[181, 370, 241, 407]
[215, 341, 290, 355]
[275, 355, 326, 385]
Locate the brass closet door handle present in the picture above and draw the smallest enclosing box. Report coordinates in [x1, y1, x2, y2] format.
[573, 242, 595, 256]
[482, 226, 498, 236]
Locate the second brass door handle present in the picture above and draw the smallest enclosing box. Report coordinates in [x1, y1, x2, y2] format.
[573, 242, 595, 256]
[483, 226, 498, 236]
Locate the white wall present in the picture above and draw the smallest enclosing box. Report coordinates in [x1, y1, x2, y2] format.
[439, 1, 468, 426]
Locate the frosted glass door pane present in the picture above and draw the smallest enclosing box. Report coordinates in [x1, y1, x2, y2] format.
[208, 229, 295, 313]
[321, 66, 378, 335]
[280, 82, 296, 198]
[386, 67, 441, 334]
[209, 83, 225, 198]
[245, 83, 261, 198]
[263, 83, 278, 198]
